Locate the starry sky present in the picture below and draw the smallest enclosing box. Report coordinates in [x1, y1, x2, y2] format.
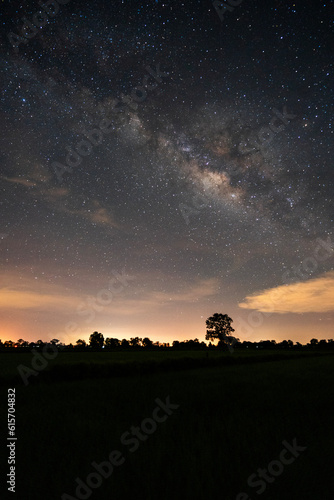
[0, 0, 333, 345]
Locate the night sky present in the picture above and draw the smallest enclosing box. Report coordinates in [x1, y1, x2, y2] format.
[1, 0, 333, 345]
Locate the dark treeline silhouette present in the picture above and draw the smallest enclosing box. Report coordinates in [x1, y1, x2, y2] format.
[1, 333, 334, 352]
[1, 312, 333, 352]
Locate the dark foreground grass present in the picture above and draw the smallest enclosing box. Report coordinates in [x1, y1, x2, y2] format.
[0, 349, 290, 379]
[0, 349, 329, 383]
[2, 354, 334, 500]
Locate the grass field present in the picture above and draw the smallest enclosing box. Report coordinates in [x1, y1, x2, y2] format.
[1, 351, 334, 499]
[0, 348, 327, 381]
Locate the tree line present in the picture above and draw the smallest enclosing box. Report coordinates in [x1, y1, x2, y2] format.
[1, 313, 333, 351]
[1, 334, 333, 351]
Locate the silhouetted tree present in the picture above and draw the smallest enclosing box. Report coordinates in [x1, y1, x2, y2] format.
[105, 338, 120, 349]
[205, 313, 235, 347]
[185, 339, 201, 350]
[142, 337, 153, 349]
[129, 337, 141, 348]
[121, 338, 130, 349]
[259, 340, 275, 350]
[241, 341, 251, 349]
[89, 331, 104, 349]
[76, 339, 87, 348]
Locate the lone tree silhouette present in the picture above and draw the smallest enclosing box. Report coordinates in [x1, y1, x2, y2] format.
[89, 331, 104, 349]
[205, 313, 235, 348]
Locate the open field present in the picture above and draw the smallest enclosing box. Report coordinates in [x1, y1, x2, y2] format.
[0, 348, 330, 382]
[1, 352, 334, 499]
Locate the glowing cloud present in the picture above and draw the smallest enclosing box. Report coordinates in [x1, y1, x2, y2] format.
[2, 176, 37, 187]
[238, 271, 334, 314]
[0, 288, 79, 311]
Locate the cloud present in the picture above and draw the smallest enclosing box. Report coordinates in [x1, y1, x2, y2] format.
[2, 176, 37, 187]
[88, 206, 117, 226]
[2, 161, 52, 188]
[238, 271, 334, 313]
[3, 161, 119, 230]
[0, 268, 217, 320]
[152, 277, 219, 304]
[53, 198, 121, 228]
[0, 270, 83, 312]
[0, 286, 79, 311]
[43, 186, 70, 201]
[66, 204, 120, 228]
[100, 277, 220, 316]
